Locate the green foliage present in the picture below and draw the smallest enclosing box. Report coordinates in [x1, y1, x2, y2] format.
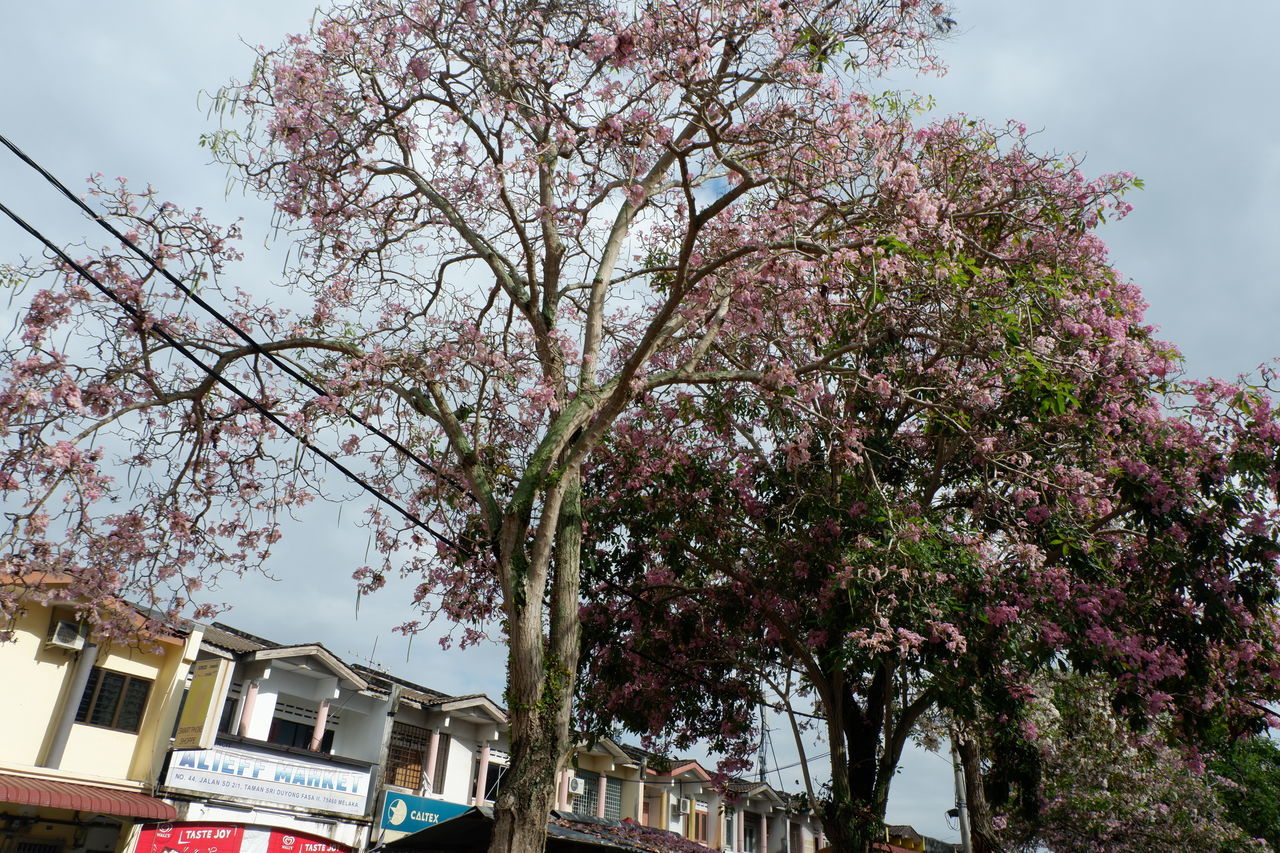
[1212, 737, 1280, 849]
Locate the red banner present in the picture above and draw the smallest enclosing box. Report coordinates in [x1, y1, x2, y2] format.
[267, 831, 348, 853]
[136, 824, 244, 853]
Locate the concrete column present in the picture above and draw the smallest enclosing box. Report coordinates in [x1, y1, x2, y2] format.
[736, 808, 745, 852]
[760, 813, 769, 853]
[474, 742, 491, 804]
[595, 773, 608, 818]
[309, 698, 330, 751]
[42, 642, 99, 769]
[557, 769, 570, 811]
[236, 679, 259, 737]
[421, 728, 441, 794]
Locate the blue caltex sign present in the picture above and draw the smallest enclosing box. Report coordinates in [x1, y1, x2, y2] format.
[379, 792, 470, 834]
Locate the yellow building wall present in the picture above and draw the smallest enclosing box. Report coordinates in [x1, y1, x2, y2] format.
[570, 752, 644, 822]
[0, 599, 200, 783]
[0, 606, 78, 766]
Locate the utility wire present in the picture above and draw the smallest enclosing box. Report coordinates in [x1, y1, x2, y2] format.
[0, 197, 458, 551]
[0, 131, 470, 499]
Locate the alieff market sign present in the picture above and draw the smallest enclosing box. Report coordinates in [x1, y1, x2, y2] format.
[165, 743, 372, 817]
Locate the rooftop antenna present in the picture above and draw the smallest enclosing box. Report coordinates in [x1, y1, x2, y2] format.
[349, 635, 382, 671]
[758, 704, 769, 783]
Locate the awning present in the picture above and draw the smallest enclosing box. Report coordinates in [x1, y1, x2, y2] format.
[381, 807, 715, 853]
[0, 772, 177, 820]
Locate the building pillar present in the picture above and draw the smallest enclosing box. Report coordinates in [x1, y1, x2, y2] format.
[474, 742, 491, 804]
[42, 642, 99, 769]
[557, 769, 570, 811]
[760, 813, 769, 853]
[595, 773, 608, 818]
[309, 698, 330, 751]
[421, 728, 441, 794]
[736, 808, 745, 852]
[236, 679, 259, 737]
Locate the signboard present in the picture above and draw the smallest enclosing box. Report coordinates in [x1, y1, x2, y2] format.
[175, 659, 233, 749]
[165, 744, 373, 817]
[379, 792, 470, 835]
[266, 831, 349, 853]
[135, 826, 350, 853]
[135, 823, 244, 853]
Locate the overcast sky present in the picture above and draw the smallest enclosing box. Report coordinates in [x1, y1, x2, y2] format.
[3, 0, 1278, 843]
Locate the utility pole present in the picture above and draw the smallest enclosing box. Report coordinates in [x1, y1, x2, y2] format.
[950, 736, 973, 853]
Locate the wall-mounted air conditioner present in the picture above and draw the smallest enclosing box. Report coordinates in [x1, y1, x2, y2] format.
[568, 776, 586, 796]
[677, 797, 692, 815]
[45, 619, 87, 651]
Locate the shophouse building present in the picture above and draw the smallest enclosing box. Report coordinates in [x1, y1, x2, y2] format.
[3, 600, 825, 853]
[551, 743, 822, 853]
[0, 576, 200, 853]
[147, 623, 510, 853]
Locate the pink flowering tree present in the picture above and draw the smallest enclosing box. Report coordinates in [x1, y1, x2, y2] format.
[0, 0, 975, 849]
[960, 673, 1260, 852]
[577, 127, 1280, 849]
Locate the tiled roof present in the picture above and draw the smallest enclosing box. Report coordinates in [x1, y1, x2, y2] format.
[350, 662, 452, 704]
[205, 621, 276, 653]
[552, 815, 718, 853]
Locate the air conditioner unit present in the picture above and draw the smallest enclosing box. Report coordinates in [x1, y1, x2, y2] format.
[568, 776, 586, 796]
[45, 619, 87, 651]
[677, 798, 692, 815]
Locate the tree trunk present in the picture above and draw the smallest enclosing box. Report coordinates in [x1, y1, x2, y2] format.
[491, 709, 561, 853]
[488, 470, 583, 853]
[957, 732, 1005, 853]
[821, 682, 888, 853]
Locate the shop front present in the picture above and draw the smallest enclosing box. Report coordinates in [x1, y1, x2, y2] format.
[132, 822, 351, 853]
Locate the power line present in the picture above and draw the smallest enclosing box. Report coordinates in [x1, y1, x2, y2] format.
[768, 750, 831, 774]
[0, 131, 470, 500]
[0, 197, 458, 551]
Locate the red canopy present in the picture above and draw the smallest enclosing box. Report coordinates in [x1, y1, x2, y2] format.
[0, 772, 176, 820]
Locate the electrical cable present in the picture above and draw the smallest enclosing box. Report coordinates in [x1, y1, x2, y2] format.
[0, 131, 470, 499]
[767, 750, 831, 774]
[0, 197, 458, 551]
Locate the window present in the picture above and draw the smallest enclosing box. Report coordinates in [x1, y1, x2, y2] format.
[218, 691, 239, 733]
[743, 813, 761, 853]
[432, 734, 451, 794]
[75, 667, 151, 732]
[474, 750, 509, 802]
[603, 777, 622, 820]
[386, 721, 431, 789]
[575, 770, 598, 814]
[574, 771, 622, 819]
[694, 803, 709, 843]
[268, 718, 334, 752]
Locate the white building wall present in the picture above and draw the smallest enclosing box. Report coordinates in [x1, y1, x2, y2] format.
[330, 692, 389, 763]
